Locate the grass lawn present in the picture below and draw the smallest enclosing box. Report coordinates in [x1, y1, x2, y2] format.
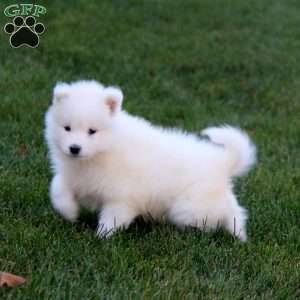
[1, 0, 300, 298]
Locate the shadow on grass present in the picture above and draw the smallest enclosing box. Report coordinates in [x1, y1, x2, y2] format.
[75, 210, 239, 245]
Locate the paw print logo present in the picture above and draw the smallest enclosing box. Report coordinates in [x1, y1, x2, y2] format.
[4, 16, 45, 48]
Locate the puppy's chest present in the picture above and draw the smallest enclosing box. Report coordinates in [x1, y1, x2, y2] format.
[68, 164, 120, 201]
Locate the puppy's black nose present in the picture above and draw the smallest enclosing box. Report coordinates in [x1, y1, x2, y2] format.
[69, 145, 81, 155]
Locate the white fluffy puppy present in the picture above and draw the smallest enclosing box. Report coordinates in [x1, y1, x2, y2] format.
[45, 80, 256, 241]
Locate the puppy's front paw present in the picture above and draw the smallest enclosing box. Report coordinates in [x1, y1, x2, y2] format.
[50, 175, 79, 222]
[60, 205, 79, 222]
[51, 197, 79, 222]
[96, 204, 137, 239]
[96, 223, 116, 239]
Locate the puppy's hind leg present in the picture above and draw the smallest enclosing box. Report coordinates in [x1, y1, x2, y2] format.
[97, 203, 137, 238]
[168, 194, 247, 241]
[167, 199, 223, 234]
[223, 195, 248, 242]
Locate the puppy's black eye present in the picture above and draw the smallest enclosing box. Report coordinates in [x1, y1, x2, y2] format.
[88, 128, 97, 135]
[64, 126, 71, 132]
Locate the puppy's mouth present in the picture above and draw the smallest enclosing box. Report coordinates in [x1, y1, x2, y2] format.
[64, 152, 88, 160]
[69, 154, 87, 160]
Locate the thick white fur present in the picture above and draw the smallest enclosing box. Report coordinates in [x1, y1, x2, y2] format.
[45, 80, 256, 241]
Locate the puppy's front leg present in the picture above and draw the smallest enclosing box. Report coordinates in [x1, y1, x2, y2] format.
[50, 174, 79, 222]
[97, 203, 137, 238]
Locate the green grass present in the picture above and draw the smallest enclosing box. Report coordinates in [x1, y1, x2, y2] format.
[1, 0, 300, 298]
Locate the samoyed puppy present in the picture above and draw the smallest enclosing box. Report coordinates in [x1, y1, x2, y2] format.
[45, 80, 256, 241]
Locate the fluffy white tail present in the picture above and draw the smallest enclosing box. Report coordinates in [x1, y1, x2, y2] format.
[202, 126, 256, 177]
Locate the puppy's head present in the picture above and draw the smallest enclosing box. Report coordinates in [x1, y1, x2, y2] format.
[46, 80, 123, 159]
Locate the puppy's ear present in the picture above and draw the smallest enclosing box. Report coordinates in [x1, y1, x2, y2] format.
[103, 87, 123, 115]
[53, 82, 70, 104]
